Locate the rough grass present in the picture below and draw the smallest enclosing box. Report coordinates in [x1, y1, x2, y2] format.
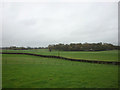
[2, 54, 118, 88]
[2, 49, 119, 61]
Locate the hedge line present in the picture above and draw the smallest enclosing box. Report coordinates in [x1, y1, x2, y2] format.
[1, 52, 120, 65]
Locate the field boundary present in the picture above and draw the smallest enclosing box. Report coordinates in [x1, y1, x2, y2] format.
[1, 52, 120, 65]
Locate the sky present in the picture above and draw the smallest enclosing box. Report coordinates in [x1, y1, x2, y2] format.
[2, 2, 118, 47]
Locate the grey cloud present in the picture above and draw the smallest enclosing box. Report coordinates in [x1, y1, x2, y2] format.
[2, 2, 118, 47]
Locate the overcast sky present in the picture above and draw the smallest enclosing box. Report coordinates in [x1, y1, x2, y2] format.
[2, 2, 118, 47]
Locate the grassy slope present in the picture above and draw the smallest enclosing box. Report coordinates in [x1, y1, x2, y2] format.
[2, 49, 119, 61]
[2, 54, 118, 88]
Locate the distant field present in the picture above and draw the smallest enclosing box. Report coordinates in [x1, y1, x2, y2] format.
[2, 49, 119, 61]
[2, 54, 118, 88]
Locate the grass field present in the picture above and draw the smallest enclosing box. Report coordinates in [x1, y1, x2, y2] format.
[2, 54, 119, 88]
[2, 49, 119, 61]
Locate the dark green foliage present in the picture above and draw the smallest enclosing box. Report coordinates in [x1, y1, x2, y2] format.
[2, 42, 119, 51]
[48, 42, 118, 51]
[2, 46, 48, 50]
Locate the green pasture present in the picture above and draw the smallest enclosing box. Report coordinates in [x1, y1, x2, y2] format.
[2, 54, 119, 88]
[2, 49, 119, 61]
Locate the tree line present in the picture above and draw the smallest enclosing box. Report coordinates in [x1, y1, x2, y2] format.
[48, 42, 119, 51]
[1, 42, 119, 51]
[2, 46, 47, 50]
